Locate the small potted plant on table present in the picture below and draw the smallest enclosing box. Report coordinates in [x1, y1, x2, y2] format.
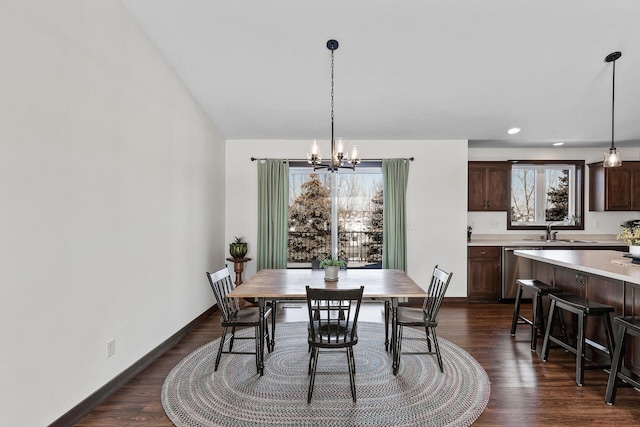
[319, 257, 346, 282]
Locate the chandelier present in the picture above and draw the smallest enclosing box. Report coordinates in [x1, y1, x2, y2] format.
[307, 39, 361, 172]
[603, 51, 622, 168]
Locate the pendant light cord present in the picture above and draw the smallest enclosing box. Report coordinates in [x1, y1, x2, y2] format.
[611, 58, 616, 150]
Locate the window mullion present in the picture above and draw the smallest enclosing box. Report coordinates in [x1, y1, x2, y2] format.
[330, 173, 338, 259]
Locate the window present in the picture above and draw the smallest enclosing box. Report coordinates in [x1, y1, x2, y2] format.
[508, 160, 584, 230]
[288, 165, 383, 268]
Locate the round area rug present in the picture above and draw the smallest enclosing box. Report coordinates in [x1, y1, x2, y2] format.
[162, 322, 490, 426]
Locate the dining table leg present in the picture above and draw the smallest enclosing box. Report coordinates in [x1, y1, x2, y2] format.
[391, 297, 399, 375]
[257, 297, 266, 376]
[270, 299, 276, 350]
[384, 300, 390, 351]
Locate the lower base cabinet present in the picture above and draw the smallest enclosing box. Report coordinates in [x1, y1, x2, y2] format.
[468, 246, 501, 302]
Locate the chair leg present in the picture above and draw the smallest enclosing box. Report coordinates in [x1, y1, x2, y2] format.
[254, 325, 260, 371]
[395, 325, 404, 370]
[541, 299, 557, 362]
[265, 320, 272, 353]
[511, 284, 524, 335]
[308, 347, 319, 403]
[215, 326, 228, 371]
[605, 325, 628, 404]
[425, 326, 433, 352]
[431, 327, 444, 373]
[347, 347, 357, 402]
[229, 326, 236, 351]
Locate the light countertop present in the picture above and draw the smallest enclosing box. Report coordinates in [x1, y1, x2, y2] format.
[514, 249, 640, 285]
[467, 234, 624, 248]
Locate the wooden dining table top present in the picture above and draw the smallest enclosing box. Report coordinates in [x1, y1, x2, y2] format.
[227, 268, 427, 299]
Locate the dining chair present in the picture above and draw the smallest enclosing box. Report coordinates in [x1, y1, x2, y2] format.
[206, 267, 272, 372]
[306, 285, 364, 403]
[395, 265, 453, 372]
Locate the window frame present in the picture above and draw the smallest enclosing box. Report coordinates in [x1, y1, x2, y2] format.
[506, 160, 585, 231]
[288, 161, 383, 267]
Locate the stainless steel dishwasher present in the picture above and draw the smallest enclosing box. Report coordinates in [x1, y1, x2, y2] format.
[501, 247, 542, 300]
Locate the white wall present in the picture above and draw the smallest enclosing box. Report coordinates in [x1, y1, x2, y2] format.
[468, 146, 640, 235]
[225, 139, 469, 297]
[0, 2, 225, 425]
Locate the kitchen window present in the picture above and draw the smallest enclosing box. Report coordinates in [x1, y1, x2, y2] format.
[507, 160, 585, 230]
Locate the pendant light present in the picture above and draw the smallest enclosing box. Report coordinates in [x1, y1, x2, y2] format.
[307, 40, 361, 172]
[603, 51, 622, 167]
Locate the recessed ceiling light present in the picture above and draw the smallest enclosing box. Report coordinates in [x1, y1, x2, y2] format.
[553, 142, 564, 146]
[507, 127, 521, 135]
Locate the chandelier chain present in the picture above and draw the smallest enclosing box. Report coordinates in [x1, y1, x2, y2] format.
[331, 49, 334, 132]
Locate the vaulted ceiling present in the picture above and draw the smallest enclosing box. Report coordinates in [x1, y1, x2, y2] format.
[122, 0, 640, 148]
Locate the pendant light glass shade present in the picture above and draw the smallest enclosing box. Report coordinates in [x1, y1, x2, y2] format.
[604, 147, 621, 167]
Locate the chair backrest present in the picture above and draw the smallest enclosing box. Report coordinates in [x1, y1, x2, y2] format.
[306, 286, 364, 345]
[422, 265, 453, 321]
[206, 267, 239, 322]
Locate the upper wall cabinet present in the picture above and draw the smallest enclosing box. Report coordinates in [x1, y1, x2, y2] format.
[589, 161, 640, 211]
[468, 162, 511, 211]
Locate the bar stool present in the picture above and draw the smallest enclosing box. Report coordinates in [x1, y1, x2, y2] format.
[605, 316, 640, 404]
[510, 279, 562, 351]
[541, 293, 615, 386]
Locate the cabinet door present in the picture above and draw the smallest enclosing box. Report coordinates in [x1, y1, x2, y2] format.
[606, 167, 632, 210]
[631, 169, 640, 211]
[468, 166, 487, 210]
[486, 166, 510, 211]
[468, 162, 510, 211]
[467, 247, 501, 302]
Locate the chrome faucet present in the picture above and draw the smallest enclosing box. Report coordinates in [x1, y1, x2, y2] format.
[546, 222, 560, 240]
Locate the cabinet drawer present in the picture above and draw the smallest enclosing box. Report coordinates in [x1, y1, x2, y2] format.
[468, 246, 500, 258]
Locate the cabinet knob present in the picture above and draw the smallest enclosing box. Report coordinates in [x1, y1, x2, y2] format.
[576, 273, 586, 286]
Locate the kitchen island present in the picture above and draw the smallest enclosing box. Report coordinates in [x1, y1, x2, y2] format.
[514, 249, 640, 378]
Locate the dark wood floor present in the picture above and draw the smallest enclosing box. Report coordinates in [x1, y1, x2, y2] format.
[76, 301, 640, 426]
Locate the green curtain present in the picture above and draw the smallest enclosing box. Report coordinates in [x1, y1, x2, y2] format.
[382, 158, 410, 271]
[257, 159, 290, 270]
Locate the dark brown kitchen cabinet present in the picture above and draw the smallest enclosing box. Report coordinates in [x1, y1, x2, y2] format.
[468, 162, 511, 211]
[467, 246, 501, 302]
[589, 161, 640, 211]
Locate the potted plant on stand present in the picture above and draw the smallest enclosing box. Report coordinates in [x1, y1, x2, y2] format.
[229, 236, 248, 259]
[319, 257, 345, 282]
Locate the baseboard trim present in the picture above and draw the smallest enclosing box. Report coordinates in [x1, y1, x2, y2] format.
[49, 305, 217, 427]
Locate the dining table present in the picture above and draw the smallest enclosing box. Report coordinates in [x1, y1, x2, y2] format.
[227, 268, 427, 375]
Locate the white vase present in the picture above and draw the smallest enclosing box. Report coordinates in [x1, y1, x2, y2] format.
[629, 245, 640, 256]
[324, 265, 339, 281]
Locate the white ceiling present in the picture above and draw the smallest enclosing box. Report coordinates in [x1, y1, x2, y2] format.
[121, 0, 640, 148]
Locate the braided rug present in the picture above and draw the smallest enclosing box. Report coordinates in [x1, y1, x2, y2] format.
[162, 322, 490, 426]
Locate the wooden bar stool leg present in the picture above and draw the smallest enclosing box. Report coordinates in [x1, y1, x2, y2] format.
[511, 284, 524, 336]
[541, 298, 557, 362]
[605, 325, 628, 404]
[530, 291, 539, 351]
[603, 313, 616, 358]
[575, 312, 585, 386]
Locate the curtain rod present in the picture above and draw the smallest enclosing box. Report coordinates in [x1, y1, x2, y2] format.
[250, 157, 414, 162]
